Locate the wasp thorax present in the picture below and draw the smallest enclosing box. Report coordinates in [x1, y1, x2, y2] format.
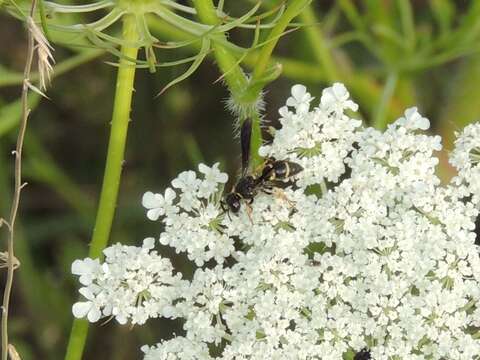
[235, 176, 257, 198]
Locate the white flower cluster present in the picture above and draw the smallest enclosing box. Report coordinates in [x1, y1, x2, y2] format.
[450, 122, 480, 204]
[72, 83, 480, 360]
[142, 163, 233, 266]
[72, 238, 185, 325]
[259, 83, 361, 186]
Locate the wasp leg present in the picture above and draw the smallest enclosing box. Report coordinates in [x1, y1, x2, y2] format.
[262, 188, 273, 195]
[273, 188, 295, 208]
[220, 201, 232, 221]
[220, 200, 228, 214]
[261, 184, 274, 195]
[245, 202, 253, 223]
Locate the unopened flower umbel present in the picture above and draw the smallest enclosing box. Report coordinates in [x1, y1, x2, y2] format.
[72, 84, 480, 359]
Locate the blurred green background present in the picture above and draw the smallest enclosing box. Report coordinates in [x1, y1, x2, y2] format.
[1, 0, 480, 358]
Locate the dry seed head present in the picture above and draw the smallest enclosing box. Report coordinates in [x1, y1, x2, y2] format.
[8, 344, 21, 360]
[27, 17, 55, 91]
[0, 251, 20, 269]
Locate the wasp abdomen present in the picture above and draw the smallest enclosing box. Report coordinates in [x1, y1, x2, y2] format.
[261, 159, 303, 182]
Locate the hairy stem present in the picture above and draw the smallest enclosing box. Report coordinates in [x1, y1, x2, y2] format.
[1, 2, 37, 360]
[247, 0, 312, 166]
[194, 0, 311, 168]
[192, 0, 248, 96]
[64, 14, 139, 360]
[193, 0, 265, 167]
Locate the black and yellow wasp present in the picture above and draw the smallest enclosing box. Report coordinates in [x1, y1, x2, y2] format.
[222, 119, 303, 215]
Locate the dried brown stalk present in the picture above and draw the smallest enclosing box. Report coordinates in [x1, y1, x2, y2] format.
[0, 1, 51, 359]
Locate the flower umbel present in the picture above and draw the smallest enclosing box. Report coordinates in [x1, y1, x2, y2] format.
[72, 84, 480, 359]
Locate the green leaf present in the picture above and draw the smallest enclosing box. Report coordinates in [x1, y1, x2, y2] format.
[217, 1, 261, 32]
[43, 0, 114, 14]
[213, 19, 261, 84]
[157, 37, 211, 96]
[39, 0, 52, 41]
[50, 7, 126, 34]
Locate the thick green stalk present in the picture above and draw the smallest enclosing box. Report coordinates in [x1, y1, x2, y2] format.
[193, 0, 248, 97]
[193, 0, 264, 167]
[64, 14, 139, 360]
[194, 0, 311, 168]
[246, 0, 311, 166]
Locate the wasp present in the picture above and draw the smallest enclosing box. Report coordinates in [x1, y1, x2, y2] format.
[258, 157, 304, 186]
[222, 118, 257, 214]
[223, 175, 257, 214]
[354, 349, 371, 360]
[222, 119, 303, 215]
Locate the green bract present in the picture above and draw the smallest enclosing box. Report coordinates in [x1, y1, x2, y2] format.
[40, 0, 284, 94]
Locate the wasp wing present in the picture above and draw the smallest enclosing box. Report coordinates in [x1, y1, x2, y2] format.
[240, 118, 252, 175]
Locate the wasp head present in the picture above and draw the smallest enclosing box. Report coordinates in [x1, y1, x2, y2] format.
[225, 192, 242, 213]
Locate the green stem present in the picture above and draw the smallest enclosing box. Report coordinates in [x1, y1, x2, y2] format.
[396, 0, 415, 52]
[147, 15, 405, 121]
[249, 113, 263, 167]
[372, 71, 398, 130]
[251, 0, 311, 82]
[193, 0, 265, 167]
[192, 0, 248, 98]
[147, 18, 326, 82]
[248, 0, 311, 166]
[64, 14, 139, 360]
[194, 0, 311, 168]
[299, 5, 339, 82]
